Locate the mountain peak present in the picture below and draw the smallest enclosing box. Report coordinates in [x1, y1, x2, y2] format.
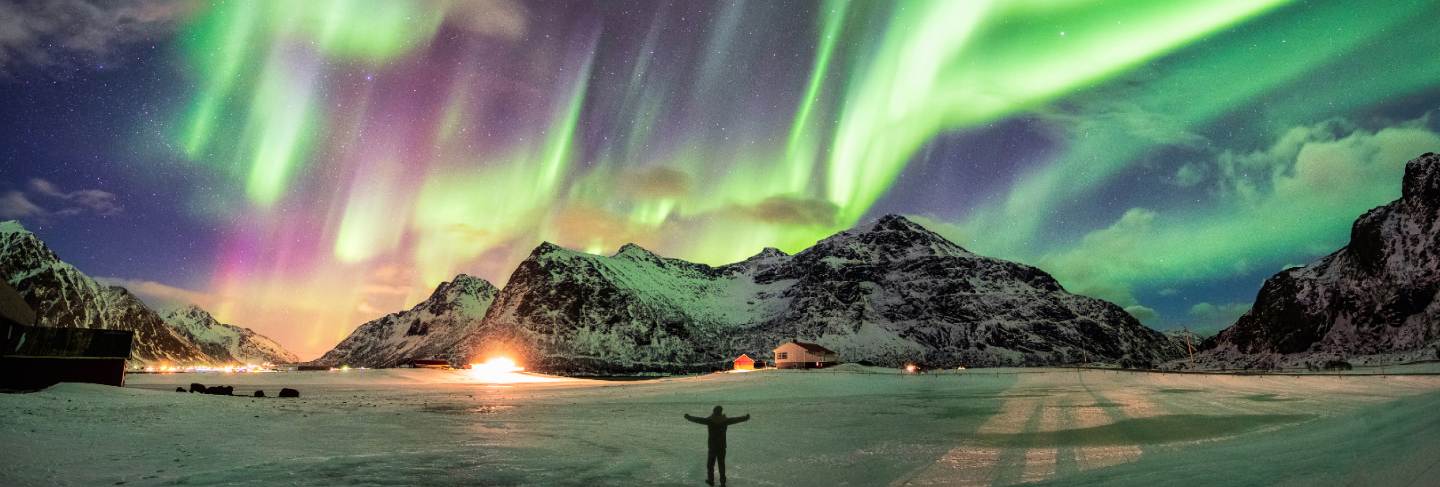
[450, 273, 487, 286]
[431, 273, 496, 301]
[163, 303, 220, 325]
[177, 303, 209, 315]
[1402, 152, 1440, 202]
[0, 220, 32, 235]
[614, 242, 657, 259]
[751, 247, 787, 260]
[867, 214, 921, 231]
[801, 214, 970, 262]
[527, 241, 573, 260]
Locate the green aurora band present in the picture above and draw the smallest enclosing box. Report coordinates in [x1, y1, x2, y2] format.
[167, 0, 1440, 337]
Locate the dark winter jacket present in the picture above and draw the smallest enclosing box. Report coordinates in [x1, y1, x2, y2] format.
[684, 413, 750, 449]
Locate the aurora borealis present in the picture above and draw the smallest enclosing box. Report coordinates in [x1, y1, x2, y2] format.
[3, 0, 1440, 358]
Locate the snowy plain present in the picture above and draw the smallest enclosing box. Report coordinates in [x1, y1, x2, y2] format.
[3, 366, 1439, 486]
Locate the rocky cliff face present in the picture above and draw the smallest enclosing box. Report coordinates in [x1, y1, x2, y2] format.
[1198, 153, 1440, 369]
[313, 274, 498, 368]
[160, 305, 299, 365]
[0, 220, 207, 363]
[459, 215, 1180, 373]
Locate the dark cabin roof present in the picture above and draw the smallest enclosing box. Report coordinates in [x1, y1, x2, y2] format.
[776, 340, 834, 355]
[0, 280, 36, 326]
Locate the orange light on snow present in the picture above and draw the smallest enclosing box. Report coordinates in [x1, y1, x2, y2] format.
[467, 356, 559, 384]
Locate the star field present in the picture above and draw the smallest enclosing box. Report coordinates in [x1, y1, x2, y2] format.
[2, 0, 1439, 358]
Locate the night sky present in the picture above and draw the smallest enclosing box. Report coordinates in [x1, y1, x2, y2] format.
[3, 0, 1439, 359]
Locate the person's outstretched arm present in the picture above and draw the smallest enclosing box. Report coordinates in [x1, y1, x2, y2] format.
[684, 414, 707, 424]
[727, 414, 750, 425]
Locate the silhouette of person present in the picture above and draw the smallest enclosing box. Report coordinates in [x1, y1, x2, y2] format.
[684, 405, 750, 486]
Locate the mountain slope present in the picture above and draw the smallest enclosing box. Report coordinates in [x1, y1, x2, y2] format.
[459, 215, 1181, 373]
[0, 220, 207, 363]
[1198, 152, 1440, 369]
[160, 305, 299, 365]
[313, 274, 499, 368]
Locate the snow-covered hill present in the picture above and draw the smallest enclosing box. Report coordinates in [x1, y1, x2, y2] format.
[0, 220, 295, 365]
[0, 220, 206, 363]
[459, 215, 1181, 372]
[313, 274, 499, 368]
[160, 305, 299, 365]
[1198, 152, 1440, 369]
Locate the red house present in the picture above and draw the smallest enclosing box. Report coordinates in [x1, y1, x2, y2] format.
[732, 354, 755, 370]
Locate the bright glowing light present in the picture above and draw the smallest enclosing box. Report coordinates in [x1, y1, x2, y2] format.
[466, 357, 564, 384]
[473, 357, 522, 374]
[905, 364, 918, 373]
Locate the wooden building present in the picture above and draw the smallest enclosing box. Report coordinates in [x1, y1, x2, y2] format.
[732, 354, 755, 370]
[772, 340, 838, 369]
[1, 281, 133, 390]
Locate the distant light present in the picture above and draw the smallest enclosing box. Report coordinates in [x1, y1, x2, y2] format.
[905, 364, 918, 373]
[468, 357, 553, 384]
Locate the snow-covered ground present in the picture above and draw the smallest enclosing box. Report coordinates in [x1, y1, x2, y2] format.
[3, 367, 1439, 486]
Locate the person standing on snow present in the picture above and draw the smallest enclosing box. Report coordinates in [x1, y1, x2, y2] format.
[684, 405, 751, 486]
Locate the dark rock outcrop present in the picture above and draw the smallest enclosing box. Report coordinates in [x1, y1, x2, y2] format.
[1198, 153, 1440, 368]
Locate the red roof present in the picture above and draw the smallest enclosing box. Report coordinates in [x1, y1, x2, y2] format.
[776, 340, 834, 355]
[733, 354, 754, 364]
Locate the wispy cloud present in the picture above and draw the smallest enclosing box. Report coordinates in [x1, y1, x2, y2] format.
[1186, 302, 1250, 333]
[95, 276, 217, 310]
[0, 191, 47, 219]
[0, 0, 197, 75]
[0, 178, 121, 220]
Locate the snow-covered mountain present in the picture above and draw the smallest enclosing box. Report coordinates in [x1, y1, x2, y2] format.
[0, 220, 205, 363]
[457, 215, 1181, 373]
[160, 305, 298, 365]
[313, 274, 499, 368]
[0, 220, 295, 365]
[1197, 152, 1440, 369]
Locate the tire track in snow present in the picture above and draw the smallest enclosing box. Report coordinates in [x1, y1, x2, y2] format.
[894, 375, 1039, 486]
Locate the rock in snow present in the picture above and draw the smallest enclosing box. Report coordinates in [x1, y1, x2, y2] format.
[0, 221, 296, 365]
[1198, 153, 1440, 369]
[439, 215, 1181, 372]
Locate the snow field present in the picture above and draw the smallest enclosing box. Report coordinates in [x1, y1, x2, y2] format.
[2, 367, 1438, 486]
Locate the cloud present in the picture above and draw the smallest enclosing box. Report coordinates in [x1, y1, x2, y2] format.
[1042, 100, 1208, 149]
[618, 166, 691, 200]
[0, 178, 121, 220]
[1172, 162, 1208, 187]
[1035, 116, 1440, 311]
[28, 178, 121, 215]
[0, 0, 196, 74]
[727, 196, 839, 227]
[96, 277, 217, 310]
[1124, 305, 1159, 324]
[445, 0, 528, 41]
[1186, 302, 1250, 334]
[0, 191, 46, 219]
